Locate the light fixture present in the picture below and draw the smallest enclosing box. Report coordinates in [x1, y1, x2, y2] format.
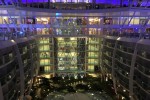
[123, 89, 126, 92]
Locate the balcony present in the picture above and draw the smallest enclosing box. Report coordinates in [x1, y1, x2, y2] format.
[0, 31, 35, 41]
[106, 32, 150, 40]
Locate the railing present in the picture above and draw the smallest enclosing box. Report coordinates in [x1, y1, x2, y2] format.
[0, 30, 102, 41]
[0, 31, 36, 41]
[2, 31, 150, 41]
[106, 32, 150, 39]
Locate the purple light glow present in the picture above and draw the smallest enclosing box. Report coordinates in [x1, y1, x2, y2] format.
[21, 0, 127, 5]
[2, 0, 150, 6]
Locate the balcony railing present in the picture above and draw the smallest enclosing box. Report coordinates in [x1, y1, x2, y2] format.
[106, 32, 150, 40]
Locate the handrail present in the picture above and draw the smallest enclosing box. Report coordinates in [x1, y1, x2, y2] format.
[106, 32, 150, 40]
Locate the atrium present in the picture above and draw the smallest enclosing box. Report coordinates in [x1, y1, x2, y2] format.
[0, 0, 150, 100]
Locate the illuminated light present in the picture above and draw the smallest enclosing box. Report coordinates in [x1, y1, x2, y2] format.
[56, 13, 62, 17]
[74, 74, 78, 79]
[52, 0, 56, 3]
[9, 75, 11, 78]
[88, 73, 98, 77]
[36, 18, 40, 21]
[86, 0, 89, 3]
[43, 75, 51, 78]
[64, 0, 67, 3]
[3, 16, 7, 19]
[106, 77, 108, 81]
[89, 18, 94, 21]
[117, 37, 121, 40]
[75, 0, 77, 3]
[70, 37, 76, 40]
[62, 76, 65, 79]
[11, 40, 15, 43]
[19, 31, 24, 35]
[80, 75, 84, 78]
[41, 18, 48, 21]
[122, 97, 125, 100]
[123, 89, 126, 92]
[91, 93, 94, 95]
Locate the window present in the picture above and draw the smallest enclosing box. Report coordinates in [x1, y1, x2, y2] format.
[40, 59, 50, 65]
[44, 66, 50, 72]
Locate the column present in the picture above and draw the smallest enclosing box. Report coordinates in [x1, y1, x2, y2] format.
[101, 38, 106, 81]
[129, 42, 138, 100]
[27, 41, 34, 95]
[52, 38, 56, 77]
[111, 39, 118, 94]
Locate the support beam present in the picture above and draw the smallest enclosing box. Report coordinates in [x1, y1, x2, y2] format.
[101, 38, 107, 81]
[3, 19, 11, 32]
[127, 12, 136, 25]
[121, 18, 128, 28]
[129, 42, 138, 100]
[111, 39, 118, 94]
[14, 44, 25, 100]
[27, 41, 34, 95]
[0, 83, 4, 100]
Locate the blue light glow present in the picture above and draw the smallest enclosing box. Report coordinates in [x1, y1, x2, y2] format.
[19, 31, 24, 35]
[56, 13, 62, 16]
